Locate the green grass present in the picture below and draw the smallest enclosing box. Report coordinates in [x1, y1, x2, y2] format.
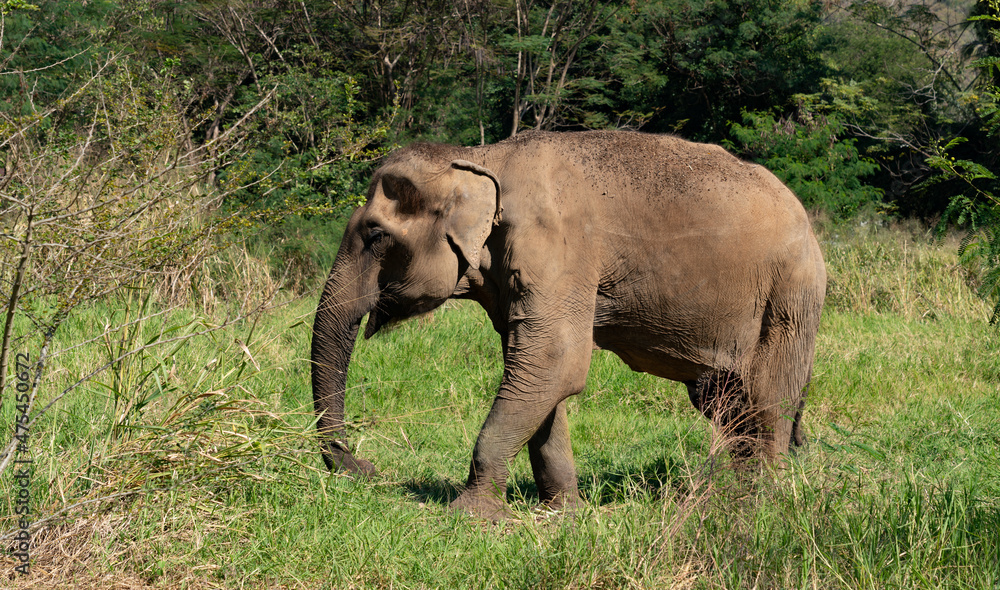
[2, 223, 1000, 588]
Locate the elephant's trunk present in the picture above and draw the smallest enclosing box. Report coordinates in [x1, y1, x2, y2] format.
[311, 223, 379, 475]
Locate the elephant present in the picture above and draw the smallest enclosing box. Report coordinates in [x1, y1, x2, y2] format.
[311, 130, 826, 520]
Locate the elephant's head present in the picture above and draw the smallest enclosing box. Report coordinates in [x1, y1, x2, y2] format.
[311, 145, 501, 473]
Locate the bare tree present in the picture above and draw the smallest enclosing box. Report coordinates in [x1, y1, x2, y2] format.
[326, 0, 467, 114]
[508, 0, 611, 135]
[0, 52, 276, 476]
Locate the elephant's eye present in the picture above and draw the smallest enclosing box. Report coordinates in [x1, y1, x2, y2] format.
[365, 227, 386, 249]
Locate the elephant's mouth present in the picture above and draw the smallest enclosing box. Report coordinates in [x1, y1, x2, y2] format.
[363, 283, 404, 339]
[363, 289, 446, 339]
[363, 305, 391, 338]
[361, 290, 405, 339]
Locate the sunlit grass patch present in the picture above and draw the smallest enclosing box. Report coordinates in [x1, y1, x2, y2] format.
[3, 225, 999, 588]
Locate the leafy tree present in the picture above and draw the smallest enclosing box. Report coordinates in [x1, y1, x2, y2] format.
[0, 0, 115, 113]
[97, 1, 394, 261]
[923, 0, 1000, 323]
[969, 0, 1000, 86]
[221, 46, 392, 211]
[730, 108, 882, 217]
[502, 0, 617, 134]
[625, 0, 828, 139]
[315, 0, 469, 118]
[817, 0, 980, 214]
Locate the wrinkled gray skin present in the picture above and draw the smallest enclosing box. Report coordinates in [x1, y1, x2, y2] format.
[312, 130, 826, 520]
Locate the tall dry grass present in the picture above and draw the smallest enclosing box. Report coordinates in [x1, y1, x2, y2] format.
[818, 216, 991, 322]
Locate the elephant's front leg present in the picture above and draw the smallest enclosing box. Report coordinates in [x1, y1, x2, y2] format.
[528, 400, 582, 512]
[450, 310, 594, 520]
[449, 396, 558, 521]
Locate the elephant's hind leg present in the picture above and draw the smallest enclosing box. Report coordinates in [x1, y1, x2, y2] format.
[687, 370, 760, 459]
[528, 400, 582, 512]
[791, 368, 811, 448]
[687, 348, 811, 461]
[745, 306, 820, 460]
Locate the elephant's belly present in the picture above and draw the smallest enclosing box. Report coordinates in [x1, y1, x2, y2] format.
[592, 326, 725, 383]
[592, 277, 757, 382]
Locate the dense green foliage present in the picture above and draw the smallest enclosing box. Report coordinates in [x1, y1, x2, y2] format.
[0, 0, 988, 202]
[923, 0, 1000, 322]
[730, 109, 882, 216]
[5, 0, 999, 302]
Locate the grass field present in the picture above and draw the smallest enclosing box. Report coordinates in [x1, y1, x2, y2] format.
[2, 221, 999, 589]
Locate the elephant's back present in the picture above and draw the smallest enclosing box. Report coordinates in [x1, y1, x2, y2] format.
[505, 130, 808, 224]
[576, 131, 823, 375]
[492, 129, 820, 285]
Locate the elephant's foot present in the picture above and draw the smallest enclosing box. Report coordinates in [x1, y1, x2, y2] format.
[533, 490, 585, 519]
[344, 456, 378, 477]
[324, 442, 378, 478]
[449, 490, 512, 522]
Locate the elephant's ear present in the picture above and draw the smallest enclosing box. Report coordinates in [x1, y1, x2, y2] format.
[446, 159, 502, 270]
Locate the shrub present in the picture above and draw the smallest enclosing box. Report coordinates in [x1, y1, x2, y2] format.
[729, 109, 883, 218]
